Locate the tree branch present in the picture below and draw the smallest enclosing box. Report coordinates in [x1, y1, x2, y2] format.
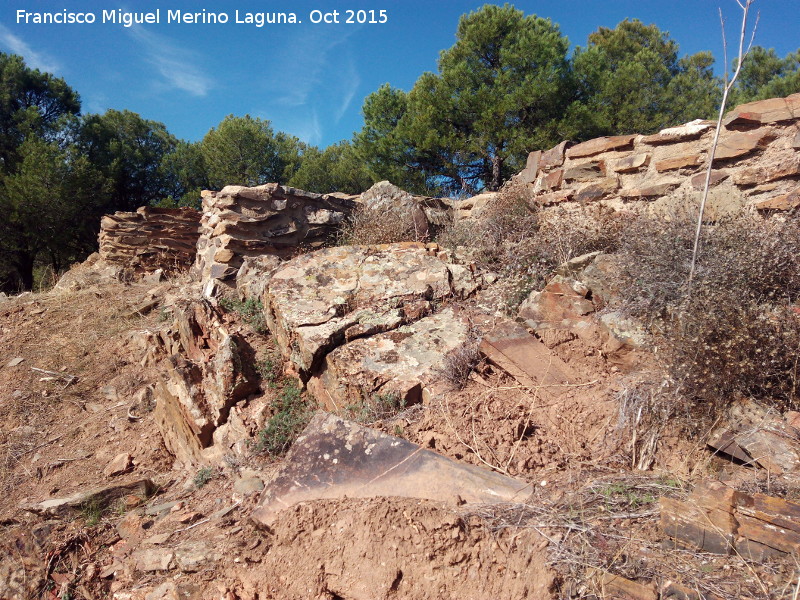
[688, 0, 757, 285]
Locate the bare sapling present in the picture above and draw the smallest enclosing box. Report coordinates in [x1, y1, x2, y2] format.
[688, 0, 759, 284]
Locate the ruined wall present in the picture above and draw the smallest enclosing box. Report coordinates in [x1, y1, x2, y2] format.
[508, 93, 800, 214]
[193, 183, 358, 287]
[98, 206, 201, 274]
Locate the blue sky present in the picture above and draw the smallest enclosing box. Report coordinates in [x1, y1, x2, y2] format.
[1, 1, 798, 148]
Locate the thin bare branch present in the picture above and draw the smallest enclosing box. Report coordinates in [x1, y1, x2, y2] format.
[689, 0, 757, 284]
[719, 9, 729, 87]
[745, 10, 760, 55]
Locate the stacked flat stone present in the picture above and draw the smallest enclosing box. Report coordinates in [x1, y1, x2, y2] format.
[98, 206, 201, 274]
[193, 183, 358, 286]
[498, 93, 800, 214]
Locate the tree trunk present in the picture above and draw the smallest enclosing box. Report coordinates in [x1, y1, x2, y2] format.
[490, 155, 502, 191]
[15, 251, 35, 291]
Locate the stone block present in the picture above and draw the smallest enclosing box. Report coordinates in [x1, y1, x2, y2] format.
[723, 93, 800, 128]
[654, 154, 704, 172]
[610, 153, 650, 173]
[566, 135, 636, 159]
[715, 127, 775, 160]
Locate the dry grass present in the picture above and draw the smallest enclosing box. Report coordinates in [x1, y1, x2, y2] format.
[462, 473, 797, 599]
[0, 279, 172, 498]
[614, 211, 800, 409]
[438, 342, 481, 390]
[437, 184, 625, 312]
[615, 376, 682, 471]
[339, 203, 429, 245]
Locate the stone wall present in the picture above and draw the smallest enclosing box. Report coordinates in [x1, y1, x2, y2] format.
[193, 183, 358, 288]
[510, 93, 800, 214]
[98, 206, 201, 274]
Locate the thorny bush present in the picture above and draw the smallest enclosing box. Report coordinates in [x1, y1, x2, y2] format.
[437, 182, 625, 311]
[615, 209, 800, 408]
[339, 202, 429, 245]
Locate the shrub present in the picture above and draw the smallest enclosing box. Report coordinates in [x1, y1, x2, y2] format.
[81, 498, 103, 527]
[615, 210, 800, 408]
[193, 466, 215, 488]
[339, 201, 429, 246]
[439, 340, 481, 389]
[256, 353, 281, 387]
[437, 184, 625, 311]
[255, 379, 312, 456]
[346, 391, 406, 424]
[219, 297, 267, 333]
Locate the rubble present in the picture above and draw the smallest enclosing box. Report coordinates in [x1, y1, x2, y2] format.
[660, 480, 800, 561]
[706, 398, 800, 475]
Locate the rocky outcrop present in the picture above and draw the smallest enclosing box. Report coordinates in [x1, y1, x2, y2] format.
[361, 180, 453, 230]
[137, 299, 258, 465]
[53, 252, 127, 292]
[235, 255, 282, 302]
[518, 252, 646, 366]
[502, 93, 800, 216]
[99, 206, 201, 274]
[193, 184, 357, 293]
[264, 242, 488, 408]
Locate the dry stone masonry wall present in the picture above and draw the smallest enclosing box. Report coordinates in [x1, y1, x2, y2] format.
[98, 206, 201, 274]
[193, 183, 358, 290]
[508, 93, 800, 214]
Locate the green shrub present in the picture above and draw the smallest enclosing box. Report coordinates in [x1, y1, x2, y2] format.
[193, 466, 215, 488]
[256, 353, 281, 387]
[80, 498, 103, 527]
[219, 297, 267, 333]
[255, 379, 312, 456]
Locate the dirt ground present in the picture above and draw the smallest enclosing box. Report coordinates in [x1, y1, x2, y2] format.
[1, 268, 799, 600]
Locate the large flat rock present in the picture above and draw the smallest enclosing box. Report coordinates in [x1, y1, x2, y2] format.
[479, 320, 578, 398]
[715, 127, 775, 160]
[565, 135, 636, 159]
[22, 479, 155, 517]
[264, 242, 481, 378]
[251, 412, 533, 528]
[308, 307, 471, 409]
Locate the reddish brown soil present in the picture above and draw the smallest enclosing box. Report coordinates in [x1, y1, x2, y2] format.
[1, 272, 797, 600]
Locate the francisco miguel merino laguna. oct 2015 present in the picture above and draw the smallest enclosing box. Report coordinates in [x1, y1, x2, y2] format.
[15, 9, 306, 27]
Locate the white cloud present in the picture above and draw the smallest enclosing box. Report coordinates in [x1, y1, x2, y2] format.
[334, 56, 361, 123]
[84, 92, 110, 115]
[0, 24, 60, 73]
[298, 110, 322, 145]
[268, 109, 323, 146]
[128, 26, 211, 97]
[270, 27, 359, 108]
